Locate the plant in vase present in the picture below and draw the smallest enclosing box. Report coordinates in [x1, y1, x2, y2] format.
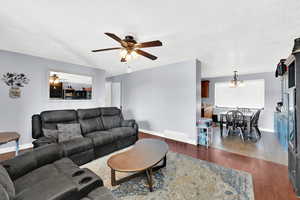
[1, 73, 30, 98]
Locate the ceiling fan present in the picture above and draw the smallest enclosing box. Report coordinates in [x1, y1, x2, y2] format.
[91, 33, 163, 62]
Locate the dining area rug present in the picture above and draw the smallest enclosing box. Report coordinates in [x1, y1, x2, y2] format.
[81, 149, 254, 200]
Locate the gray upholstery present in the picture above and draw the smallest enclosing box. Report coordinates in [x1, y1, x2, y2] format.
[77, 108, 104, 135]
[59, 137, 93, 156]
[86, 131, 116, 146]
[57, 123, 83, 142]
[100, 107, 122, 129]
[121, 119, 136, 127]
[14, 174, 78, 200]
[32, 107, 138, 165]
[43, 129, 59, 140]
[41, 110, 78, 130]
[109, 127, 136, 139]
[0, 184, 9, 200]
[32, 136, 56, 148]
[0, 165, 15, 199]
[1, 144, 63, 181]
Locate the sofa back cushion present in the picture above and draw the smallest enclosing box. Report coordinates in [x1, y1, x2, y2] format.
[77, 108, 104, 135]
[100, 107, 122, 129]
[1, 144, 63, 181]
[0, 165, 15, 199]
[40, 110, 78, 131]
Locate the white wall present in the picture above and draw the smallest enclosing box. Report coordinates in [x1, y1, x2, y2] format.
[108, 60, 201, 145]
[0, 50, 106, 150]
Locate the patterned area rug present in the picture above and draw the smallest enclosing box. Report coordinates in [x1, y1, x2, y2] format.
[81, 149, 254, 200]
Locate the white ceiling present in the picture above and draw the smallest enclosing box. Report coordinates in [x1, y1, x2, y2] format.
[0, 0, 300, 77]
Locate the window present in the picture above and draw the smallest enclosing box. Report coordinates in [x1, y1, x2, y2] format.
[215, 79, 265, 108]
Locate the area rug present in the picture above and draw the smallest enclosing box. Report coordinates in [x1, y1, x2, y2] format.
[81, 148, 254, 200]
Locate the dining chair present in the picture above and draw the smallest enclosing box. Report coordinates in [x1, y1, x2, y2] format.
[250, 109, 262, 139]
[225, 110, 236, 136]
[234, 110, 246, 142]
[238, 107, 251, 115]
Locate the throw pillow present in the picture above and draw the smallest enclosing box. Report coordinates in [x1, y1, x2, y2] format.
[43, 129, 59, 140]
[57, 123, 83, 142]
[0, 165, 15, 199]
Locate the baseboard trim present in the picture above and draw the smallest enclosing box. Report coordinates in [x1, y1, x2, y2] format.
[0, 143, 33, 154]
[139, 129, 197, 145]
[260, 128, 274, 133]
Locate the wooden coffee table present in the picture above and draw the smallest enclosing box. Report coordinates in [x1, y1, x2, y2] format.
[107, 139, 169, 192]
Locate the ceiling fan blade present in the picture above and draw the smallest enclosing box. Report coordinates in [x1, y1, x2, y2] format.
[104, 32, 123, 43]
[135, 40, 162, 48]
[121, 57, 126, 62]
[135, 49, 157, 60]
[91, 47, 121, 52]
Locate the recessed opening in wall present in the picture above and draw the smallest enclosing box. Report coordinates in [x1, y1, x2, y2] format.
[49, 71, 93, 100]
[215, 79, 265, 108]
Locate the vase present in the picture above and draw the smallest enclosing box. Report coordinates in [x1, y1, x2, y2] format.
[9, 87, 21, 98]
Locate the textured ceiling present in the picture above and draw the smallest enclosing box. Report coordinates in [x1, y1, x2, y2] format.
[0, 0, 300, 77]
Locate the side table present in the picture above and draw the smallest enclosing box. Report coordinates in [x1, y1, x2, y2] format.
[197, 118, 213, 149]
[0, 132, 20, 156]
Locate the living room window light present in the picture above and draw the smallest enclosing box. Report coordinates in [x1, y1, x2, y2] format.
[215, 79, 265, 108]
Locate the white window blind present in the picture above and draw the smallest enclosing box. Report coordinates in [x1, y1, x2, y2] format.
[215, 79, 265, 108]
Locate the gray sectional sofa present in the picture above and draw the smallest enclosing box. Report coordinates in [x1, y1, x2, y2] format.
[0, 107, 139, 200]
[32, 107, 138, 165]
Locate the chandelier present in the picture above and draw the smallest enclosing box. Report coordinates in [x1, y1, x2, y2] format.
[229, 71, 244, 88]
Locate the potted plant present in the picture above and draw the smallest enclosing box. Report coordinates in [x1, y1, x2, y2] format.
[1, 73, 30, 98]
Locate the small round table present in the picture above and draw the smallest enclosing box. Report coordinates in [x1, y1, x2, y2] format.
[0, 132, 20, 156]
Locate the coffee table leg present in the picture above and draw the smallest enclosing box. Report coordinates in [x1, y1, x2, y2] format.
[111, 168, 116, 186]
[146, 168, 153, 192]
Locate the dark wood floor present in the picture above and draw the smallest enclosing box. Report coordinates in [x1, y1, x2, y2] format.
[0, 132, 297, 199]
[139, 132, 297, 200]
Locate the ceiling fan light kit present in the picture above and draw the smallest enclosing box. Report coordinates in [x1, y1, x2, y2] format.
[92, 32, 162, 62]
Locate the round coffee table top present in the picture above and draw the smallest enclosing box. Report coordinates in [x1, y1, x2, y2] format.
[107, 139, 169, 172]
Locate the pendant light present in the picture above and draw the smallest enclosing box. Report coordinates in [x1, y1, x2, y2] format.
[229, 71, 244, 88]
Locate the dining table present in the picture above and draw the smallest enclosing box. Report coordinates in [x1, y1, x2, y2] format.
[219, 111, 254, 137]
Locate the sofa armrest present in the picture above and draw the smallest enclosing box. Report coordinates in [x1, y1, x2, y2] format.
[33, 137, 57, 148]
[121, 119, 136, 128]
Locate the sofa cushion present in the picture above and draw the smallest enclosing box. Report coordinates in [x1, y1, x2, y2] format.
[57, 123, 83, 142]
[100, 107, 122, 129]
[1, 144, 63, 181]
[14, 164, 60, 194]
[53, 158, 79, 176]
[77, 108, 104, 135]
[79, 118, 103, 135]
[109, 127, 136, 138]
[43, 129, 59, 140]
[0, 184, 9, 200]
[41, 110, 78, 130]
[14, 174, 77, 200]
[0, 165, 15, 199]
[60, 137, 93, 156]
[85, 131, 116, 147]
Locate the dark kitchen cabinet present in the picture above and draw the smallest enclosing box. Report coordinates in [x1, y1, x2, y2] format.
[201, 80, 210, 98]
